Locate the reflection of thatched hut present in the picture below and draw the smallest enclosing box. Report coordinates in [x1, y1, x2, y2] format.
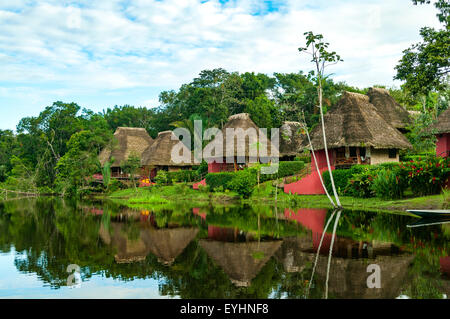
[279, 121, 304, 161]
[99, 127, 154, 178]
[204, 113, 279, 173]
[141, 227, 199, 265]
[199, 240, 282, 287]
[367, 87, 412, 132]
[307, 91, 412, 168]
[100, 222, 198, 265]
[275, 237, 414, 299]
[430, 108, 450, 158]
[141, 131, 193, 179]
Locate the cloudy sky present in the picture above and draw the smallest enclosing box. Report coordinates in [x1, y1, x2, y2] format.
[0, 0, 441, 130]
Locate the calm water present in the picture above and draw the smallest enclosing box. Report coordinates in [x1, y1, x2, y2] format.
[0, 198, 448, 299]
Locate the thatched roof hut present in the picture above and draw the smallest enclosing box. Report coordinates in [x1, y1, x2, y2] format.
[199, 240, 282, 287]
[367, 87, 412, 130]
[431, 108, 450, 134]
[279, 121, 304, 158]
[204, 113, 279, 162]
[274, 237, 414, 298]
[99, 127, 154, 168]
[141, 130, 192, 167]
[307, 91, 412, 151]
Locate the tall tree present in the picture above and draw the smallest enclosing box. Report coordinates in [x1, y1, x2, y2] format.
[299, 31, 344, 208]
[394, 0, 449, 95]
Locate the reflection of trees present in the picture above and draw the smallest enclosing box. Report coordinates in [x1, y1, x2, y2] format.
[0, 199, 448, 298]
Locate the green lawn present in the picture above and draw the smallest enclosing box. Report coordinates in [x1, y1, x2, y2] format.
[104, 182, 449, 213]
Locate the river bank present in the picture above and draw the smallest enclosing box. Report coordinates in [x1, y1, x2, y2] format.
[102, 183, 449, 213]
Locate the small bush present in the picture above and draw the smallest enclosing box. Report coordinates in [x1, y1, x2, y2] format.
[370, 168, 406, 200]
[228, 169, 257, 198]
[344, 168, 376, 198]
[322, 165, 368, 195]
[166, 170, 199, 183]
[205, 172, 235, 191]
[259, 161, 305, 182]
[154, 171, 171, 185]
[401, 156, 450, 196]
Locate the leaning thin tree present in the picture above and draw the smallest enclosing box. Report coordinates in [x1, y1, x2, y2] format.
[298, 31, 343, 208]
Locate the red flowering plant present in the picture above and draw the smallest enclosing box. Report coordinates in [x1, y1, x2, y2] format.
[401, 156, 450, 196]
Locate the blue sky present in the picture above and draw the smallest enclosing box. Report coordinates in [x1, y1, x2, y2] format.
[0, 0, 441, 130]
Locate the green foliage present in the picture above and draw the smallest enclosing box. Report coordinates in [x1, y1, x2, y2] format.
[322, 166, 367, 195]
[120, 152, 141, 189]
[154, 170, 171, 185]
[295, 155, 311, 163]
[395, 1, 449, 95]
[405, 112, 438, 154]
[228, 169, 257, 199]
[259, 161, 305, 182]
[371, 168, 407, 200]
[401, 156, 450, 196]
[165, 170, 199, 183]
[55, 130, 103, 197]
[205, 172, 235, 191]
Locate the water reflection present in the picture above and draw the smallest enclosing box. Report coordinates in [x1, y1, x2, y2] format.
[0, 198, 448, 299]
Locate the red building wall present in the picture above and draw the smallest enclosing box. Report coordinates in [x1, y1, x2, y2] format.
[436, 133, 450, 158]
[284, 149, 335, 195]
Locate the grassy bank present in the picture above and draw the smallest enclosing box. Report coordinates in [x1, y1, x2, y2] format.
[103, 182, 449, 213]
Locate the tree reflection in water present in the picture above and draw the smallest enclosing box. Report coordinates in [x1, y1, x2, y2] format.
[0, 198, 448, 298]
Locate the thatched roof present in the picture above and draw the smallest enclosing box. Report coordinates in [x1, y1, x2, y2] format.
[102, 223, 198, 265]
[280, 121, 304, 157]
[204, 113, 279, 161]
[431, 108, 450, 134]
[99, 127, 154, 168]
[275, 237, 414, 298]
[367, 87, 412, 130]
[307, 91, 412, 150]
[141, 227, 199, 265]
[141, 131, 192, 167]
[199, 240, 282, 287]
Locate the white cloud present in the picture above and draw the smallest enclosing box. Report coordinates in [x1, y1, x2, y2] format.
[0, 0, 443, 129]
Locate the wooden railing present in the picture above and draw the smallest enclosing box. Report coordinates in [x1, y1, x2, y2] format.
[0, 188, 39, 201]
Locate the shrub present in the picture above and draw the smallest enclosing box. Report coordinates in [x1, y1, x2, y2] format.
[295, 155, 311, 163]
[344, 168, 376, 198]
[401, 156, 450, 196]
[205, 172, 235, 191]
[322, 165, 368, 195]
[370, 168, 406, 200]
[228, 169, 257, 198]
[154, 170, 171, 185]
[166, 170, 199, 183]
[259, 161, 305, 182]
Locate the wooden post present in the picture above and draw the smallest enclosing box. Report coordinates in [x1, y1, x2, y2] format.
[356, 147, 361, 164]
[234, 157, 237, 172]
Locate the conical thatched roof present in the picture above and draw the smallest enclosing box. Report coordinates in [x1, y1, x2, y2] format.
[199, 240, 282, 287]
[307, 91, 412, 150]
[367, 87, 412, 130]
[99, 127, 154, 168]
[103, 223, 199, 265]
[141, 227, 199, 265]
[431, 108, 450, 134]
[141, 131, 192, 167]
[280, 121, 304, 157]
[204, 113, 279, 161]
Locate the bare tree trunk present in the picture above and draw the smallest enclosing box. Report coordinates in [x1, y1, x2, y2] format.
[317, 78, 341, 207]
[301, 112, 336, 208]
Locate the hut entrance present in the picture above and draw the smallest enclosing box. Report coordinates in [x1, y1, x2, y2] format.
[335, 147, 371, 168]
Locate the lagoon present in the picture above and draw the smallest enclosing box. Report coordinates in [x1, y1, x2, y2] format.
[0, 198, 448, 299]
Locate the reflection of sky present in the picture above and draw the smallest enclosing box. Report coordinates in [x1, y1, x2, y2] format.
[0, 249, 176, 299]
